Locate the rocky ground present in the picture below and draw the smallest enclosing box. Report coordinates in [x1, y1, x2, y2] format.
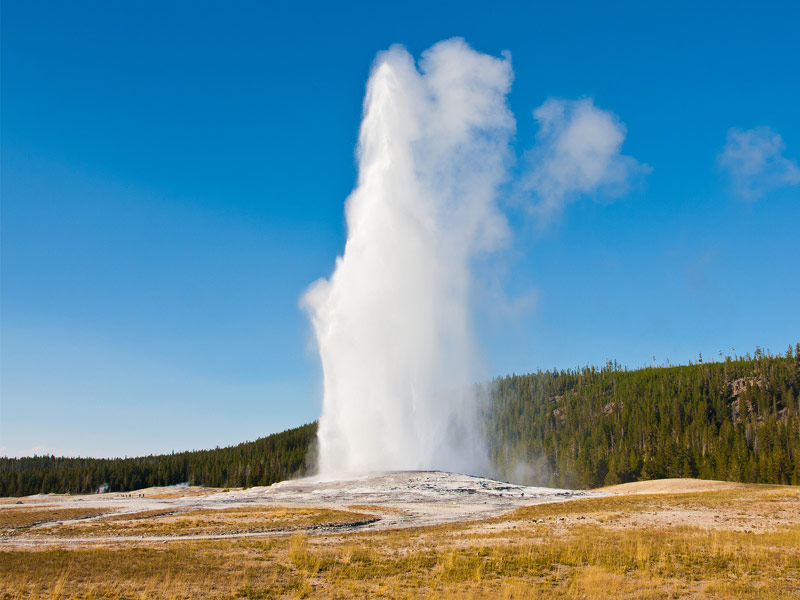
[0, 471, 600, 547]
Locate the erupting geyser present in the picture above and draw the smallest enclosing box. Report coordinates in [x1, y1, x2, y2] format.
[303, 39, 514, 479]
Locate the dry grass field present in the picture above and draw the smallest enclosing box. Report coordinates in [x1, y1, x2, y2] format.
[1, 479, 798, 599]
[7, 506, 376, 540]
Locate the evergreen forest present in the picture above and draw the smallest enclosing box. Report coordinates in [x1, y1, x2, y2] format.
[2, 345, 798, 496]
[487, 345, 800, 488]
[0, 423, 316, 497]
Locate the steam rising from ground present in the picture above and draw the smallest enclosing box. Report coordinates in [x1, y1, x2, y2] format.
[303, 40, 511, 478]
[303, 39, 645, 480]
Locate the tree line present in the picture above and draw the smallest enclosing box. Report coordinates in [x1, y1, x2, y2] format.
[1, 345, 798, 496]
[0, 423, 316, 497]
[487, 345, 800, 488]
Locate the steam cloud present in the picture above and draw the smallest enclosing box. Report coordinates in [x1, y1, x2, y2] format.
[720, 126, 800, 199]
[525, 98, 650, 217]
[303, 39, 644, 479]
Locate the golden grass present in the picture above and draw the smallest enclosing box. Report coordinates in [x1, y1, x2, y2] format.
[0, 508, 110, 532]
[346, 504, 406, 514]
[2, 485, 799, 599]
[21, 506, 378, 539]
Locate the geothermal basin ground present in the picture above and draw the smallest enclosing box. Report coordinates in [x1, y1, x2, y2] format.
[2, 472, 799, 598]
[0, 471, 599, 545]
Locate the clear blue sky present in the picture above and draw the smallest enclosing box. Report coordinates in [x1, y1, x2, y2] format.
[2, 1, 798, 458]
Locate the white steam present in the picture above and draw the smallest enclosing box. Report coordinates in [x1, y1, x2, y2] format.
[719, 126, 800, 199]
[303, 39, 512, 479]
[303, 39, 645, 480]
[525, 98, 650, 217]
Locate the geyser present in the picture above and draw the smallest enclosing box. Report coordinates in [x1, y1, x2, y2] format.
[303, 39, 514, 479]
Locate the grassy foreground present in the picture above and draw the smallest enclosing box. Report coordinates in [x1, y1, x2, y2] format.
[2, 483, 799, 599]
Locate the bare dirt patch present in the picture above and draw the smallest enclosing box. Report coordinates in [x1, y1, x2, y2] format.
[601, 477, 758, 495]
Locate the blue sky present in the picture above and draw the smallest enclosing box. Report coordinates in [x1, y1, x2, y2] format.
[2, 1, 798, 458]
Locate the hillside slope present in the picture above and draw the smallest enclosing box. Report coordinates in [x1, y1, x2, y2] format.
[488, 346, 800, 488]
[2, 346, 798, 496]
[0, 423, 316, 496]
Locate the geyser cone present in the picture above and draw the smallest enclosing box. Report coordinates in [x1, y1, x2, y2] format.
[303, 39, 514, 480]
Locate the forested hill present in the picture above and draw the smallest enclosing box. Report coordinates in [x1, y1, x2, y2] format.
[2, 346, 798, 496]
[0, 423, 316, 497]
[487, 345, 800, 488]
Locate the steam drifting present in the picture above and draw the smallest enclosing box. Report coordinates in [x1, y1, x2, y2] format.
[525, 98, 650, 218]
[303, 39, 644, 479]
[720, 126, 800, 199]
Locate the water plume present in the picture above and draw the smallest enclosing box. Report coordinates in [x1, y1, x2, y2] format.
[302, 39, 647, 480]
[302, 39, 514, 479]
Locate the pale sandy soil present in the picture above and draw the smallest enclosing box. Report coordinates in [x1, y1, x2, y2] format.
[3, 474, 797, 551]
[601, 477, 753, 494]
[0, 471, 600, 548]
